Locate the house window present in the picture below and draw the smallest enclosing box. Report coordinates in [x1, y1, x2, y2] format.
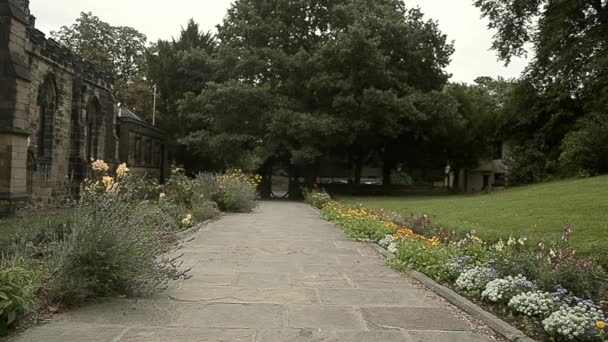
[37, 76, 56, 159]
[134, 136, 142, 165]
[86, 99, 101, 161]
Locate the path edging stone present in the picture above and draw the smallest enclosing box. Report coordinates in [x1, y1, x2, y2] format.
[366, 242, 537, 342]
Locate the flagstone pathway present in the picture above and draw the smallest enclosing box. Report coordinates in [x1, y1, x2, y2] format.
[11, 202, 498, 342]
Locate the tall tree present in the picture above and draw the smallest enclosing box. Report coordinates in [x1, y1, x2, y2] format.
[52, 12, 148, 108]
[475, 0, 608, 180]
[178, 0, 455, 192]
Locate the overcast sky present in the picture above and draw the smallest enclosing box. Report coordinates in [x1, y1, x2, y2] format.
[30, 0, 528, 84]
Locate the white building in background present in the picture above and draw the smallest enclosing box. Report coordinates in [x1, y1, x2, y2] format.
[446, 142, 510, 193]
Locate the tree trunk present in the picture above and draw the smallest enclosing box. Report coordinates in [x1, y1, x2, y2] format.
[451, 167, 461, 193]
[354, 158, 363, 185]
[288, 165, 303, 200]
[382, 165, 392, 186]
[382, 148, 393, 186]
[259, 162, 273, 199]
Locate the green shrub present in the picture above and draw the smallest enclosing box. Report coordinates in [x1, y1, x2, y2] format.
[47, 180, 188, 305]
[394, 240, 462, 283]
[559, 112, 608, 176]
[0, 256, 44, 335]
[0, 208, 74, 255]
[196, 170, 258, 213]
[163, 166, 194, 208]
[191, 195, 220, 222]
[304, 189, 332, 209]
[212, 181, 257, 213]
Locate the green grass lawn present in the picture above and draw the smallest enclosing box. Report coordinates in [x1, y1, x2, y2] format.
[339, 176, 608, 260]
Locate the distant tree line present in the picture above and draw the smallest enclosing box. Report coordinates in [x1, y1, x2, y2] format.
[52, 0, 608, 194]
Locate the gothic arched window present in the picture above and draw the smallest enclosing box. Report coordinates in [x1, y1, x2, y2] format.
[37, 76, 56, 159]
[86, 98, 101, 161]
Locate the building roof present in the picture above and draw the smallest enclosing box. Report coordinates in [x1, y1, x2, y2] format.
[117, 107, 143, 121]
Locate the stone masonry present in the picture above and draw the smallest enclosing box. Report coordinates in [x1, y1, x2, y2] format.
[0, 0, 166, 216]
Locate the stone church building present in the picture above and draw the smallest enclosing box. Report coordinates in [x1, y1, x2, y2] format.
[1, 0, 167, 216]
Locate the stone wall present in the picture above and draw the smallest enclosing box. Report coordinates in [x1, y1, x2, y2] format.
[0, 0, 117, 215]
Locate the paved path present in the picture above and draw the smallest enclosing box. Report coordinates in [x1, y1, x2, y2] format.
[11, 202, 494, 342]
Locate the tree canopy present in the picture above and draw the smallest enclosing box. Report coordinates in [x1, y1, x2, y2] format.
[475, 0, 608, 179]
[173, 0, 458, 189]
[52, 12, 148, 112]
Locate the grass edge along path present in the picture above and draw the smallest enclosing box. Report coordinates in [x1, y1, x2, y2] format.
[339, 175, 608, 261]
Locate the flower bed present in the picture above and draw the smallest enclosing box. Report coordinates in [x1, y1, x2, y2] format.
[0, 162, 260, 335]
[319, 198, 607, 342]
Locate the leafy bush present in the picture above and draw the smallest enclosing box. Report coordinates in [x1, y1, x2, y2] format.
[560, 112, 608, 177]
[47, 163, 188, 305]
[304, 189, 331, 209]
[394, 239, 462, 283]
[191, 194, 220, 222]
[0, 208, 74, 256]
[163, 166, 195, 209]
[0, 257, 44, 335]
[202, 170, 258, 213]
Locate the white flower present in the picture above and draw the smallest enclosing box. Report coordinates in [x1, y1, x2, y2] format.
[455, 267, 497, 292]
[542, 303, 603, 340]
[507, 237, 516, 246]
[482, 275, 536, 303]
[509, 291, 557, 317]
[518, 237, 527, 246]
[387, 242, 398, 254]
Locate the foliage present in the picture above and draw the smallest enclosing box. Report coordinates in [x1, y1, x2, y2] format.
[559, 112, 608, 177]
[48, 166, 188, 305]
[163, 166, 195, 209]
[0, 257, 44, 335]
[322, 202, 399, 241]
[165, 0, 458, 188]
[315, 198, 607, 341]
[0, 208, 74, 256]
[442, 77, 516, 186]
[191, 195, 220, 223]
[211, 170, 259, 213]
[474, 0, 608, 182]
[304, 189, 332, 209]
[51, 12, 148, 108]
[394, 240, 461, 283]
[339, 176, 608, 262]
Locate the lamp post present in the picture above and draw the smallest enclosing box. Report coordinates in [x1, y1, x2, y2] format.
[152, 84, 157, 126]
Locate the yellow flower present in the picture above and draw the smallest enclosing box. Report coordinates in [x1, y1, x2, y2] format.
[159, 192, 166, 199]
[91, 159, 109, 173]
[102, 176, 115, 192]
[597, 321, 606, 330]
[182, 214, 193, 226]
[116, 163, 129, 178]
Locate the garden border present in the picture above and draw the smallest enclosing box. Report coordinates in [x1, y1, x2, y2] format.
[366, 242, 537, 342]
[175, 214, 224, 239]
